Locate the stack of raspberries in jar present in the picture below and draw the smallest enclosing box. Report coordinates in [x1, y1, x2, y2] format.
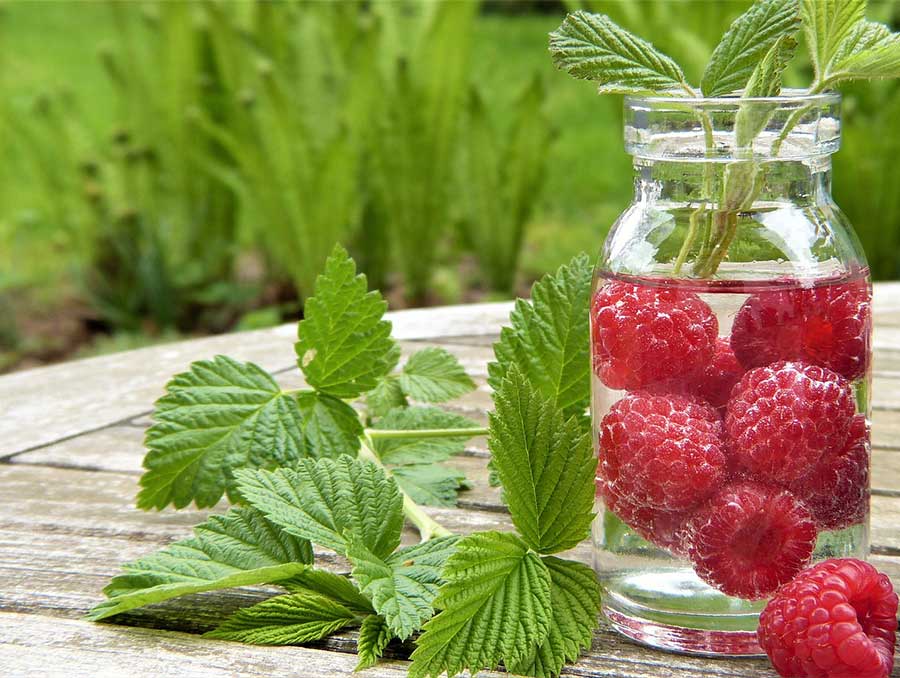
[592, 278, 872, 600]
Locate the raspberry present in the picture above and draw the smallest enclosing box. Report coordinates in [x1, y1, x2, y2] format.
[599, 392, 727, 511]
[730, 281, 871, 381]
[597, 477, 689, 556]
[725, 361, 855, 484]
[758, 558, 898, 677]
[591, 281, 717, 390]
[694, 338, 745, 408]
[687, 482, 817, 599]
[802, 280, 872, 381]
[791, 415, 870, 532]
[730, 289, 804, 371]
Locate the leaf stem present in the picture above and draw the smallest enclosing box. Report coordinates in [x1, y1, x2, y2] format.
[365, 427, 488, 441]
[357, 437, 453, 542]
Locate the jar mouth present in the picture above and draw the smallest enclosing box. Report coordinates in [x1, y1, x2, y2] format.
[625, 89, 840, 108]
[624, 89, 842, 162]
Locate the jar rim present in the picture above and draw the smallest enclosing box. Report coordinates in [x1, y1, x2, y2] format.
[625, 88, 840, 107]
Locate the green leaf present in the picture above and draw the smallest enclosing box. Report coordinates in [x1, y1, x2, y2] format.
[372, 406, 480, 465]
[489, 366, 595, 555]
[281, 569, 374, 614]
[87, 507, 312, 621]
[348, 536, 459, 640]
[701, 0, 801, 97]
[392, 464, 469, 507]
[204, 590, 358, 644]
[735, 35, 799, 148]
[355, 614, 392, 671]
[399, 347, 476, 403]
[505, 557, 601, 678]
[366, 376, 407, 419]
[296, 244, 401, 399]
[296, 391, 363, 459]
[801, 0, 867, 81]
[234, 457, 404, 559]
[548, 11, 690, 94]
[488, 253, 593, 421]
[138, 356, 308, 510]
[408, 531, 552, 678]
[825, 20, 900, 85]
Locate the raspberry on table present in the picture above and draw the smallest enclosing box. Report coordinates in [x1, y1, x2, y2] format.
[730, 280, 871, 381]
[686, 482, 817, 599]
[802, 279, 872, 381]
[597, 477, 689, 556]
[758, 558, 898, 678]
[725, 361, 855, 484]
[591, 281, 718, 391]
[791, 414, 870, 532]
[598, 392, 727, 512]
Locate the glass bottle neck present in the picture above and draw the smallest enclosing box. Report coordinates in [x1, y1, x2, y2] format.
[631, 157, 833, 209]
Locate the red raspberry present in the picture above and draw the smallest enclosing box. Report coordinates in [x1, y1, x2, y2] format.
[597, 477, 689, 556]
[694, 338, 745, 408]
[758, 558, 898, 678]
[725, 361, 855, 484]
[598, 393, 727, 512]
[730, 289, 804, 371]
[802, 280, 872, 381]
[687, 482, 817, 599]
[591, 281, 717, 390]
[791, 415, 870, 532]
[730, 280, 871, 381]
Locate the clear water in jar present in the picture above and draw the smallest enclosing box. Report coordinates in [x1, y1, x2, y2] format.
[590, 270, 872, 656]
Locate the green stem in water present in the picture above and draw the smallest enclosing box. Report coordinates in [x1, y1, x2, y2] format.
[366, 427, 489, 441]
[357, 436, 452, 542]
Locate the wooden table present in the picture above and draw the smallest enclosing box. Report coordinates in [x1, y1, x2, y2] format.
[2, 287, 900, 678]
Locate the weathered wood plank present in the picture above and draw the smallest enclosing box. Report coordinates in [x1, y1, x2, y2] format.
[0, 612, 440, 678]
[0, 303, 512, 459]
[874, 282, 900, 327]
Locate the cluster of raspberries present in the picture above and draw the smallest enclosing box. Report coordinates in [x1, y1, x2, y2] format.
[592, 279, 872, 601]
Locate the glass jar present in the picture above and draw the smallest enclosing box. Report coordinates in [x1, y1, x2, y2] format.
[590, 92, 872, 656]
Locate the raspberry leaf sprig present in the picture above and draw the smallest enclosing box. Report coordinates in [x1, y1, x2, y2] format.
[550, 0, 900, 278]
[91, 251, 602, 676]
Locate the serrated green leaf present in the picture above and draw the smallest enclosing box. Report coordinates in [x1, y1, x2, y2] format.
[735, 35, 798, 148]
[296, 391, 363, 459]
[399, 347, 476, 403]
[296, 244, 400, 399]
[204, 590, 358, 644]
[549, 11, 689, 94]
[355, 614, 392, 671]
[825, 20, 900, 85]
[348, 536, 458, 640]
[489, 366, 594, 555]
[505, 557, 601, 678]
[281, 569, 374, 614]
[408, 531, 552, 678]
[488, 253, 592, 421]
[372, 406, 480, 465]
[392, 464, 468, 507]
[366, 376, 407, 419]
[137, 356, 308, 510]
[87, 507, 312, 621]
[701, 0, 800, 97]
[235, 457, 404, 559]
[801, 0, 867, 80]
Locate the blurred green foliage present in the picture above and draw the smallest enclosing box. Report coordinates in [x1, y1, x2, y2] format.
[1, 0, 900, 370]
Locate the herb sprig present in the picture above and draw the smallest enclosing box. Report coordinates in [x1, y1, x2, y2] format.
[90, 248, 601, 676]
[550, 0, 900, 278]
